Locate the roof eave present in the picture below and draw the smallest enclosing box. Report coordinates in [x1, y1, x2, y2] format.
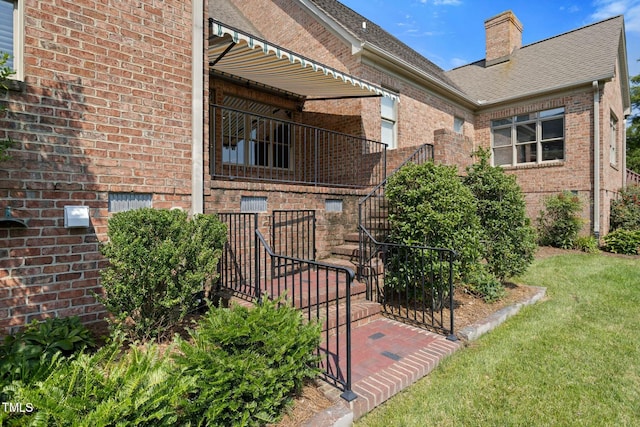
[360, 43, 479, 109]
[476, 74, 615, 109]
[618, 23, 631, 114]
[297, 0, 364, 55]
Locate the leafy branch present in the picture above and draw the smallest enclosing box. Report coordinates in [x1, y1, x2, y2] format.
[0, 51, 16, 161]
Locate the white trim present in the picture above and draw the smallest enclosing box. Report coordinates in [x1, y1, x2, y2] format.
[191, 0, 204, 215]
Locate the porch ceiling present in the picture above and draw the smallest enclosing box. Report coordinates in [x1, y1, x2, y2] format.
[208, 19, 399, 102]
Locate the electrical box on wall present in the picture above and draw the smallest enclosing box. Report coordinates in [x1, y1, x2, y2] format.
[64, 206, 90, 228]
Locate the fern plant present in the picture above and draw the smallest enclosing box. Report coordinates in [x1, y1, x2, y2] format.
[1, 333, 193, 427]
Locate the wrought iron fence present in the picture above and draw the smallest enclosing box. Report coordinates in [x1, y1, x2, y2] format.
[359, 228, 456, 337]
[217, 212, 356, 400]
[272, 210, 316, 262]
[217, 212, 259, 299]
[211, 104, 387, 188]
[255, 230, 356, 401]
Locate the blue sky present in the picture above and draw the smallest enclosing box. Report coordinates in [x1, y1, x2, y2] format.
[340, 0, 640, 77]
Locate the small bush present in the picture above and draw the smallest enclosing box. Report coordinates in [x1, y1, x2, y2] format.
[610, 185, 640, 231]
[0, 316, 95, 387]
[603, 229, 640, 255]
[573, 236, 600, 254]
[537, 191, 583, 249]
[99, 208, 227, 341]
[464, 264, 506, 303]
[464, 149, 537, 281]
[174, 300, 321, 426]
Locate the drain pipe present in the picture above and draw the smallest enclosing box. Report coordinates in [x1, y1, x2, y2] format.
[191, 0, 205, 215]
[592, 81, 600, 239]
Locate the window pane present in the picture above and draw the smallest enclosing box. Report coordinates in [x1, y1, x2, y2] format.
[516, 123, 536, 142]
[539, 107, 564, 118]
[454, 116, 464, 133]
[542, 118, 563, 140]
[541, 140, 564, 161]
[491, 118, 512, 127]
[516, 112, 536, 122]
[222, 139, 245, 164]
[493, 127, 511, 147]
[381, 96, 395, 119]
[381, 119, 395, 148]
[517, 143, 537, 163]
[493, 147, 512, 166]
[0, 0, 14, 69]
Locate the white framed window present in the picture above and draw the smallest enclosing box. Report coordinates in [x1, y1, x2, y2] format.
[0, 0, 24, 81]
[454, 116, 464, 134]
[610, 113, 618, 167]
[491, 107, 565, 167]
[381, 95, 397, 150]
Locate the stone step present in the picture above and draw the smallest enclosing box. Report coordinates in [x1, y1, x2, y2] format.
[344, 232, 360, 243]
[331, 243, 360, 261]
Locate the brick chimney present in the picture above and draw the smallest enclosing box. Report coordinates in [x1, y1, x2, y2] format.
[484, 11, 523, 66]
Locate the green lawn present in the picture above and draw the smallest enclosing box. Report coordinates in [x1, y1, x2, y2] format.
[356, 252, 640, 427]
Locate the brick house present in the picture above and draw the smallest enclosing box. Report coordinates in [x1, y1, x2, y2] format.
[0, 0, 631, 335]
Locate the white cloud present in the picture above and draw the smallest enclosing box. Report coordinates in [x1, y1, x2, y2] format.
[591, 0, 640, 32]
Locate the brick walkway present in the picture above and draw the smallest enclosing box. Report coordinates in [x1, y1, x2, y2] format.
[317, 317, 461, 421]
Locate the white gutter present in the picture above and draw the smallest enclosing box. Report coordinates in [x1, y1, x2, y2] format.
[593, 81, 600, 239]
[191, 0, 204, 215]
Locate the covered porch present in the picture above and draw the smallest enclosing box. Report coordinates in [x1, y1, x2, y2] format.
[207, 18, 397, 189]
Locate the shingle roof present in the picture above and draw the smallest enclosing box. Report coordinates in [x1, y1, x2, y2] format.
[306, 0, 463, 92]
[446, 15, 624, 105]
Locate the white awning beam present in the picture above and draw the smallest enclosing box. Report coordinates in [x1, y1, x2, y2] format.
[208, 19, 399, 102]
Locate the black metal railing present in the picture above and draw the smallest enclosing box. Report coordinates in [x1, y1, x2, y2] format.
[272, 210, 316, 262]
[255, 229, 356, 401]
[217, 212, 356, 401]
[360, 228, 456, 338]
[211, 104, 387, 188]
[218, 212, 259, 299]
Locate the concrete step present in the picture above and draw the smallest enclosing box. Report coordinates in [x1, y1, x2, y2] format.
[344, 232, 360, 243]
[331, 243, 360, 260]
[322, 299, 383, 334]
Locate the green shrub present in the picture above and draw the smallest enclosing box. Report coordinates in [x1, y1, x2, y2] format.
[464, 264, 506, 303]
[537, 191, 584, 249]
[463, 149, 537, 281]
[99, 208, 227, 341]
[174, 300, 321, 426]
[573, 235, 601, 254]
[603, 229, 640, 255]
[610, 185, 640, 231]
[385, 162, 485, 284]
[1, 333, 192, 427]
[0, 316, 95, 387]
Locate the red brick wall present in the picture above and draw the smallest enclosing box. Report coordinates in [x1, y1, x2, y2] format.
[598, 59, 627, 236]
[474, 85, 624, 237]
[206, 180, 365, 260]
[0, 0, 198, 335]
